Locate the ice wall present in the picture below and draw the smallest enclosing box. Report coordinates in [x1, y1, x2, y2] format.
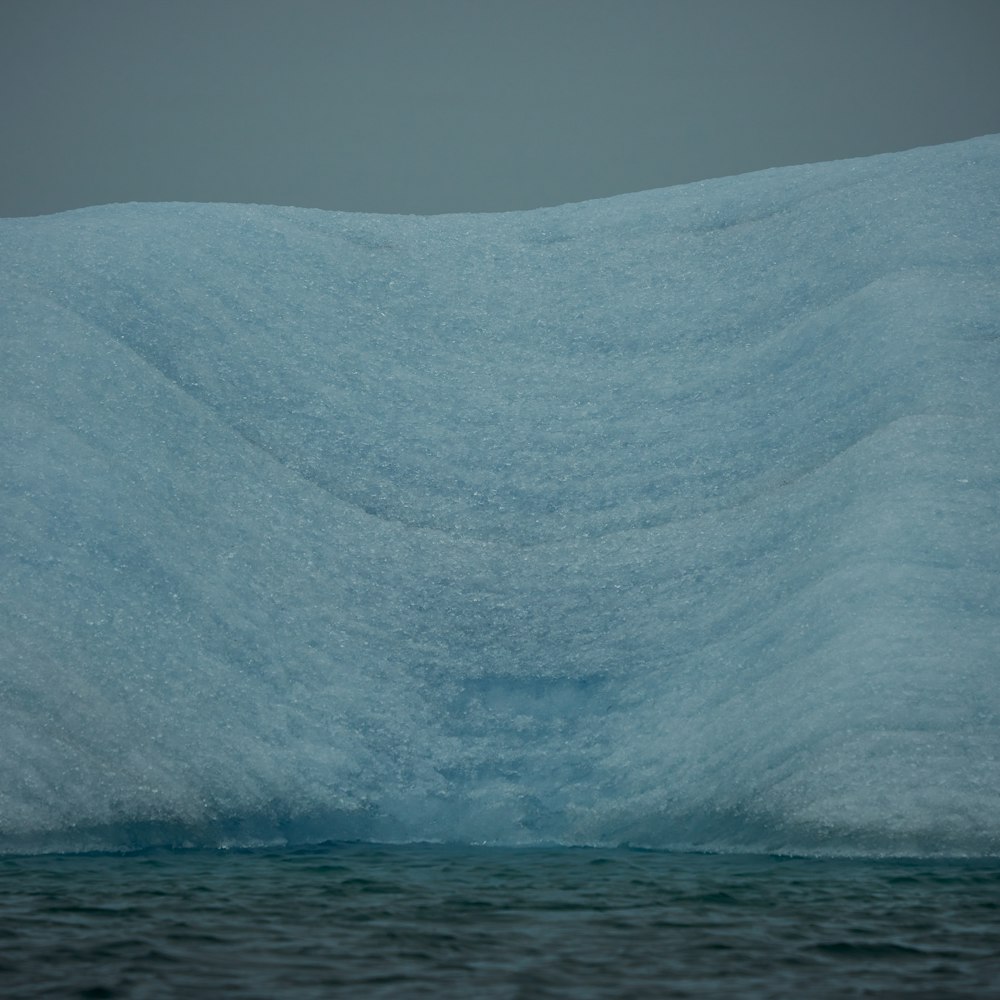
[2, 136, 999, 856]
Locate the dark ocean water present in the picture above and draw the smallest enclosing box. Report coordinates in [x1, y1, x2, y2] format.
[1, 844, 998, 998]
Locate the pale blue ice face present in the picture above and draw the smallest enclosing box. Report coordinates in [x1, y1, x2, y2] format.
[2, 136, 999, 856]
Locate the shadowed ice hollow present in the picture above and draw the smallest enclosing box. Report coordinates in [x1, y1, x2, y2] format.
[2, 136, 999, 856]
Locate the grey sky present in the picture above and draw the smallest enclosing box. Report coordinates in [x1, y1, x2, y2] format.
[2, 0, 999, 217]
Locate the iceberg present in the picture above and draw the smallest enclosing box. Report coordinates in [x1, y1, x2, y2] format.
[1, 136, 998, 856]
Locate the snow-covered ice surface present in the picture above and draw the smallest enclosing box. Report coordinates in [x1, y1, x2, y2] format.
[2, 136, 998, 856]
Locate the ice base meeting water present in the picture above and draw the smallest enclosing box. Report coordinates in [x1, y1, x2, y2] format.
[1, 136, 999, 858]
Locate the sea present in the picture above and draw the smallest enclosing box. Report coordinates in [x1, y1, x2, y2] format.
[2, 843, 998, 998]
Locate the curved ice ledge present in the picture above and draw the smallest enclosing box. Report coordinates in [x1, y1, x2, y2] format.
[2, 136, 999, 856]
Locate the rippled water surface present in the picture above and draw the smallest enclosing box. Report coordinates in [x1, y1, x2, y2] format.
[1, 844, 999, 997]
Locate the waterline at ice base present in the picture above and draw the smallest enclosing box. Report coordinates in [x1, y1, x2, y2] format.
[2, 136, 998, 858]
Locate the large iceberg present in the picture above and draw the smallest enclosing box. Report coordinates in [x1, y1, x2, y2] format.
[2, 136, 998, 856]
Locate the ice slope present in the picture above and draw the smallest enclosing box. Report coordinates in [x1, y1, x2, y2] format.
[2, 136, 999, 856]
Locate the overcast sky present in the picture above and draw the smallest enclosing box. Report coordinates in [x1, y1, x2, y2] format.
[3, 0, 999, 218]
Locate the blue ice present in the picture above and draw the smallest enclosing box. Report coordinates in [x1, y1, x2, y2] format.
[1, 136, 999, 856]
